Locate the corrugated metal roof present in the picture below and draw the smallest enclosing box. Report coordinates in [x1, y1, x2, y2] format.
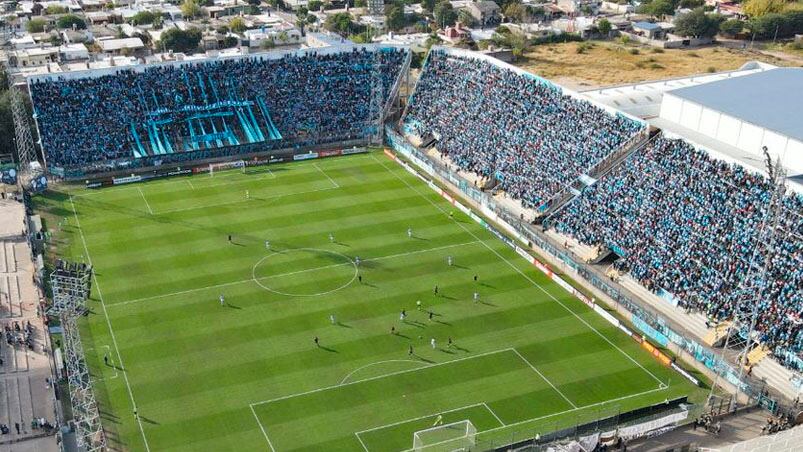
[667, 68, 803, 144]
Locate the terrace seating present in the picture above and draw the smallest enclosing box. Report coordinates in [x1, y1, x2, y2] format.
[30, 48, 407, 173]
[549, 136, 803, 364]
[402, 50, 643, 209]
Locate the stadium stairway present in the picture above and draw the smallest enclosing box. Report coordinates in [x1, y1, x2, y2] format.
[0, 373, 37, 441]
[618, 275, 710, 340]
[544, 229, 600, 263]
[703, 322, 733, 348]
[1, 240, 17, 273]
[745, 345, 771, 369]
[0, 338, 30, 373]
[1, 275, 22, 318]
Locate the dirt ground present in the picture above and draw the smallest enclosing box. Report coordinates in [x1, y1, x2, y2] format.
[516, 40, 801, 90]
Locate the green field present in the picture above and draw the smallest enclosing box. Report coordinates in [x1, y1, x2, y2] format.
[38, 152, 703, 451]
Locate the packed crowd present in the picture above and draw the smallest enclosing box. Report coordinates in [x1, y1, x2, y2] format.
[550, 136, 803, 358]
[30, 48, 407, 171]
[403, 50, 643, 209]
[3, 320, 35, 351]
[761, 414, 793, 434]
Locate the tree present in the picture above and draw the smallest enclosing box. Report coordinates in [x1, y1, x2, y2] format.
[679, 0, 704, 8]
[504, 3, 527, 23]
[132, 11, 157, 25]
[749, 10, 803, 39]
[221, 36, 239, 48]
[308, 0, 322, 11]
[181, 0, 204, 19]
[458, 8, 476, 27]
[229, 16, 247, 33]
[386, 3, 406, 30]
[26, 19, 46, 33]
[673, 8, 723, 38]
[743, 0, 786, 17]
[45, 5, 68, 14]
[260, 38, 275, 49]
[49, 34, 64, 46]
[355, 0, 367, 7]
[597, 18, 612, 36]
[161, 27, 202, 53]
[56, 14, 86, 30]
[433, 1, 457, 28]
[421, 0, 436, 12]
[324, 12, 362, 36]
[638, 0, 676, 18]
[719, 18, 744, 37]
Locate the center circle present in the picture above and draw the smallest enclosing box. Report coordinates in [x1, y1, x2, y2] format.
[251, 248, 358, 297]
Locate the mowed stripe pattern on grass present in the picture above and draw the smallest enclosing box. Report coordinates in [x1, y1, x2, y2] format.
[38, 154, 694, 452]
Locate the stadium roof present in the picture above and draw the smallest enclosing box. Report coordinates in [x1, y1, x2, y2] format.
[666, 68, 803, 144]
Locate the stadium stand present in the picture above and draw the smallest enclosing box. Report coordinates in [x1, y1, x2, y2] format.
[401, 49, 644, 209]
[29, 47, 408, 176]
[548, 136, 803, 365]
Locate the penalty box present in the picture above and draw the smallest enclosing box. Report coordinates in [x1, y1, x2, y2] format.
[249, 348, 573, 452]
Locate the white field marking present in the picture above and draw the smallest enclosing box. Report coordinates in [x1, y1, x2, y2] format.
[477, 385, 668, 438]
[250, 348, 516, 407]
[211, 166, 276, 182]
[355, 433, 369, 452]
[101, 345, 119, 380]
[186, 179, 194, 190]
[392, 386, 669, 452]
[137, 187, 154, 215]
[251, 248, 358, 298]
[69, 195, 151, 452]
[355, 403, 487, 435]
[250, 404, 277, 452]
[339, 360, 427, 385]
[483, 403, 506, 427]
[155, 185, 339, 215]
[374, 154, 667, 388]
[313, 162, 340, 188]
[512, 348, 577, 409]
[108, 240, 481, 308]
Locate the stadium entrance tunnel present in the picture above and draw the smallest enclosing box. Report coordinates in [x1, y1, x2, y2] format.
[251, 248, 358, 297]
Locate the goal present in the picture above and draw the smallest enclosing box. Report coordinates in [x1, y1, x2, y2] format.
[413, 420, 477, 451]
[209, 160, 246, 176]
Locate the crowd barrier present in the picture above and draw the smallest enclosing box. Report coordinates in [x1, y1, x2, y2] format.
[385, 126, 790, 414]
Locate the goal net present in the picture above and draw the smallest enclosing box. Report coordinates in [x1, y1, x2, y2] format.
[209, 160, 246, 176]
[413, 420, 477, 452]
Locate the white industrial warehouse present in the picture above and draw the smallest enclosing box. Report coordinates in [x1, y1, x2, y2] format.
[658, 68, 803, 177]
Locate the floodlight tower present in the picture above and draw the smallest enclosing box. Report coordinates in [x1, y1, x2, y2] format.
[6, 72, 43, 187]
[49, 260, 106, 452]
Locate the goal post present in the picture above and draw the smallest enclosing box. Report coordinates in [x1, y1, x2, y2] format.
[209, 160, 246, 176]
[413, 420, 477, 451]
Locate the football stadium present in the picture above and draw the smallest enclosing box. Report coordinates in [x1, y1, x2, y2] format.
[2, 41, 802, 452]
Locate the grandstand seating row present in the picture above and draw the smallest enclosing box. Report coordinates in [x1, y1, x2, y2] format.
[400, 50, 801, 367]
[29, 47, 408, 175]
[402, 49, 644, 209]
[548, 137, 803, 363]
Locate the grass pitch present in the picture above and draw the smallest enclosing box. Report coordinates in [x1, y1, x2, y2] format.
[38, 153, 703, 451]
